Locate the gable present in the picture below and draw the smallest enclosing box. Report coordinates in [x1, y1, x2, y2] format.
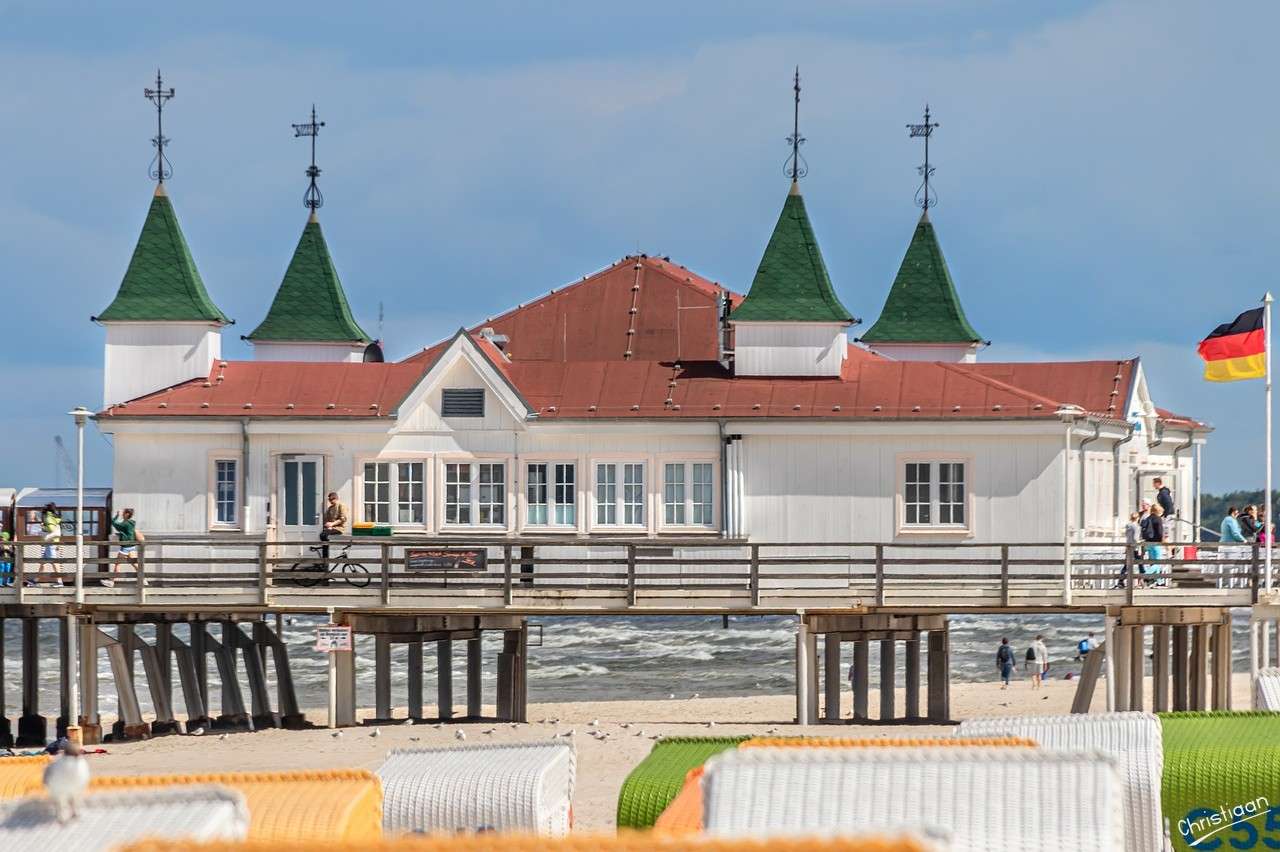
[393, 331, 532, 432]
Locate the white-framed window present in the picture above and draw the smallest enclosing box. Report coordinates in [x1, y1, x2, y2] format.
[527, 462, 576, 526]
[362, 461, 425, 525]
[663, 461, 716, 527]
[596, 461, 645, 526]
[444, 461, 507, 526]
[902, 459, 968, 529]
[214, 459, 238, 526]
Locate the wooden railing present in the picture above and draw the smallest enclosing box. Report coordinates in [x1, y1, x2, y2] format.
[0, 537, 1271, 610]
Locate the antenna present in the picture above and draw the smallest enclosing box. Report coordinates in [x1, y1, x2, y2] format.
[783, 67, 807, 182]
[907, 104, 940, 210]
[293, 104, 326, 211]
[144, 69, 175, 183]
[378, 301, 384, 340]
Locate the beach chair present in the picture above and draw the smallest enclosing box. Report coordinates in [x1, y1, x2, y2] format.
[616, 736, 749, 829]
[0, 785, 248, 851]
[377, 741, 575, 836]
[655, 736, 1038, 835]
[1159, 711, 1280, 852]
[0, 755, 48, 800]
[700, 747, 1122, 852]
[90, 768, 382, 843]
[958, 711, 1162, 852]
[1255, 667, 1280, 710]
[118, 830, 947, 851]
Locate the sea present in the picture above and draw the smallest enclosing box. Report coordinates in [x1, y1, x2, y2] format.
[0, 611, 1258, 718]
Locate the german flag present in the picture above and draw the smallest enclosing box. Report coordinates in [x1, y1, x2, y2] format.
[1198, 307, 1266, 381]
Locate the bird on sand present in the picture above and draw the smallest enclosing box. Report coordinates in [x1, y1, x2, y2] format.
[455, 729, 467, 741]
[370, 728, 381, 738]
[482, 727, 496, 735]
[43, 743, 90, 823]
[331, 731, 343, 738]
[189, 727, 205, 736]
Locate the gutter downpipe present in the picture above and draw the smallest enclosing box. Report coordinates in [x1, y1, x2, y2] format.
[1171, 433, 1195, 542]
[1079, 421, 1103, 540]
[1112, 423, 1136, 522]
[718, 419, 729, 538]
[1058, 407, 1081, 606]
[241, 418, 251, 534]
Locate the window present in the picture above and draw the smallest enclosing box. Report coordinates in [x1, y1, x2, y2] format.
[441, 388, 485, 418]
[445, 461, 507, 526]
[527, 462, 576, 526]
[904, 460, 967, 528]
[596, 462, 645, 526]
[215, 459, 237, 525]
[663, 462, 715, 527]
[362, 461, 425, 525]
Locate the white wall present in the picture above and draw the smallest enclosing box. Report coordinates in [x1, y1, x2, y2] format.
[733, 322, 847, 377]
[396, 356, 525, 433]
[103, 322, 222, 408]
[251, 341, 365, 362]
[867, 342, 979, 363]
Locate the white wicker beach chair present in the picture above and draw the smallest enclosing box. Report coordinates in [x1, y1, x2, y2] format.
[958, 711, 1160, 852]
[1257, 668, 1280, 711]
[0, 784, 248, 852]
[378, 741, 576, 836]
[700, 747, 1122, 852]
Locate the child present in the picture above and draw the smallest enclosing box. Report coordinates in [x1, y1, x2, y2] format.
[0, 531, 12, 587]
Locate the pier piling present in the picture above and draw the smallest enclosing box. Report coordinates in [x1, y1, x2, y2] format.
[18, 617, 45, 746]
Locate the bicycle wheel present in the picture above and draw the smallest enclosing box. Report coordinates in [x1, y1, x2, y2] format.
[289, 561, 324, 588]
[341, 561, 371, 588]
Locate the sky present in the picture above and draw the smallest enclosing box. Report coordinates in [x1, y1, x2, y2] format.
[0, 0, 1275, 493]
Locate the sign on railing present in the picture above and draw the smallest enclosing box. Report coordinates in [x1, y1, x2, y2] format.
[314, 624, 353, 652]
[405, 548, 487, 572]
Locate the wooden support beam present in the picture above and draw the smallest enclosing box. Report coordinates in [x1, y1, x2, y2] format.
[1152, 625, 1170, 712]
[332, 646, 356, 727]
[77, 620, 101, 744]
[466, 636, 483, 718]
[260, 624, 302, 726]
[57, 617, 70, 736]
[823, 635, 841, 722]
[497, 630, 519, 721]
[190, 621, 209, 710]
[806, 632, 819, 723]
[168, 634, 209, 732]
[437, 639, 453, 721]
[1129, 625, 1145, 712]
[1172, 625, 1189, 711]
[515, 623, 529, 723]
[879, 639, 896, 721]
[1112, 624, 1131, 712]
[407, 641, 423, 720]
[852, 639, 869, 721]
[1190, 624, 1210, 710]
[1213, 622, 1232, 711]
[904, 636, 921, 720]
[795, 618, 811, 725]
[374, 636, 392, 720]
[17, 617, 45, 747]
[1070, 639, 1106, 713]
[927, 628, 950, 723]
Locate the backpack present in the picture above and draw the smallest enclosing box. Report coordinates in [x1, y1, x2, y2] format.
[1026, 647, 1036, 662]
[997, 645, 1013, 664]
[1078, 639, 1090, 654]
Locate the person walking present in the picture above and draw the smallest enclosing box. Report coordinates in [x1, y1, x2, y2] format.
[1154, 478, 1175, 520]
[107, 508, 139, 588]
[39, 502, 63, 585]
[1120, 512, 1143, 587]
[1239, 505, 1260, 541]
[1033, 634, 1050, 684]
[1140, 505, 1165, 587]
[997, 638, 1016, 689]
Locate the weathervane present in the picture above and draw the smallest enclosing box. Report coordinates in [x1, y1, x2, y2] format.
[144, 69, 175, 183]
[907, 104, 940, 210]
[293, 105, 326, 211]
[784, 67, 807, 181]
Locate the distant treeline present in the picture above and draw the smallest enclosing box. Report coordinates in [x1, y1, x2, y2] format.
[1200, 490, 1280, 534]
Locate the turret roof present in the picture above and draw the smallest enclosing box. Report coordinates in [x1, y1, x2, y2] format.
[94, 185, 229, 324]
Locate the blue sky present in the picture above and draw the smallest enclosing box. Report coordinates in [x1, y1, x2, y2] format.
[0, 0, 1274, 492]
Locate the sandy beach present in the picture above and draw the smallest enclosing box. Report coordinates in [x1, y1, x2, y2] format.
[73, 674, 1253, 831]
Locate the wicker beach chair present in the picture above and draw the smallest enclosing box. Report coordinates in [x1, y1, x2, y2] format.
[655, 736, 1038, 835]
[1160, 711, 1280, 852]
[0, 756, 48, 800]
[119, 831, 947, 851]
[1255, 668, 1280, 710]
[958, 711, 1162, 852]
[616, 736, 749, 829]
[91, 769, 382, 843]
[700, 746, 1123, 852]
[0, 785, 248, 851]
[377, 741, 575, 836]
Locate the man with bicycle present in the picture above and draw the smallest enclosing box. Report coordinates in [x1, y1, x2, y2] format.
[321, 492, 348, 562]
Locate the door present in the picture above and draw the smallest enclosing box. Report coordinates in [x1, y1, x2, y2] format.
[278, 455, 323, 556]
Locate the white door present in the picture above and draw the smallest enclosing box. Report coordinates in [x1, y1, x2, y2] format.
[278, 455, 324, 556]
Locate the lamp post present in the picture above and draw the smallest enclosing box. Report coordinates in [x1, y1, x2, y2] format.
[66, 406, 90, 745]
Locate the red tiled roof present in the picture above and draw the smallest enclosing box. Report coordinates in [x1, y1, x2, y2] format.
[101, 255, 1188, 425]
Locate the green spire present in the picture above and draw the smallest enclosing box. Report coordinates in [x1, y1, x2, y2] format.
[95, 185, 229, 324]
[861, 212, 982, 344]
[246, 214, 370, 343]
[730, 183, 854, 323]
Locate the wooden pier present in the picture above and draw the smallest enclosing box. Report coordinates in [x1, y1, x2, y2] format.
[0, 537, 1276, 745]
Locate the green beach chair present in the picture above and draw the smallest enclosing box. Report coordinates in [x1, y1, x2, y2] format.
[615, 736, 749, 829]
[1160, 711, 1280, 852]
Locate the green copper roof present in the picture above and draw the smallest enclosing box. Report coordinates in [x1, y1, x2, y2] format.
[861, 212, 983, 344]
[730, 183, 854, 323]
[246, 215, 371, 343]
[95, 186, 230, 324]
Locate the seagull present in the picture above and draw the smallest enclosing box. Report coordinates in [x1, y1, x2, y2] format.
[409, 736, 421, 742]
[635, 730, 646, 737]
[331, 731, 343, 739]
[189, 727, 205, 737]
[43, 743, 90, 824]
[588, 718, 599, 728]
[705, 721, 716, 728]
[547, 718, 560, 725]
[482, 727, 496, 735]
[455, 729, 467, 741]
[432, 723, 444, 729]
[765, 728, 778, 735]
[620, 723, 632, 729]
[668, 693, 676, 700]
[401, 718, 416, 726]
[218, 734, 228, 741]
[690, 693, 700, 700]
[370, 728, 381, 738]
[510, 723, 520, 729]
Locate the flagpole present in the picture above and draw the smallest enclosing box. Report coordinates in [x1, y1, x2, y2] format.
[1266, 291, 1274, 594]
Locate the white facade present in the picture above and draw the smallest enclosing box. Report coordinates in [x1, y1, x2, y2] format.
[102, 321, 223, 408]
[731, 321, 848, 377]
[250, 340, 367, 362]
[866, 341, 980, 364]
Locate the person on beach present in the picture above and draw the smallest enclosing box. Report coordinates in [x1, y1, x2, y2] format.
[1033, 635, 1049, 685]
[1154, 478, 1175, 520]
[321, 491, 348, 560]
[107, 508, 138, 588]
[1076, 632, 1095, 661]
[1239, 505, 1260, 541]
[0, 531, 12, 587]
[996, 638, 1016, 689]
[39, 502, 62, 584]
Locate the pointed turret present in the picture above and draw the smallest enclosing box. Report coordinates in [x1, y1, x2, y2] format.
[246, 213, 371, 361]
[861, 211, 984, 362]
[96, 184, 230, 407]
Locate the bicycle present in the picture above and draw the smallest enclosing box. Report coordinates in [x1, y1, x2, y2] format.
[287, 543, 371, 588]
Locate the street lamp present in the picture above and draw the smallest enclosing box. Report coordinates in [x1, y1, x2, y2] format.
[66, 405, 90, 745]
